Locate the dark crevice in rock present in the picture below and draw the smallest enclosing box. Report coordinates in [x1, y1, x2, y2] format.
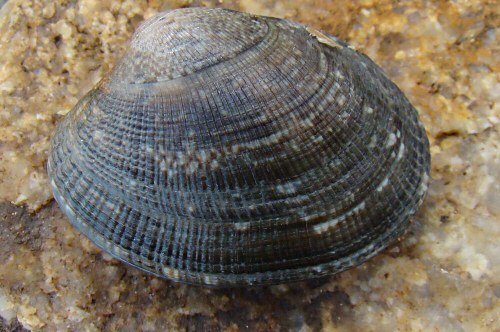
[0, 317, 28, 332]
[0, 202, 43, 257]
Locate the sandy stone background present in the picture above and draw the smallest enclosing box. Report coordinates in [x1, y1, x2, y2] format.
[0, 0, 498, 331]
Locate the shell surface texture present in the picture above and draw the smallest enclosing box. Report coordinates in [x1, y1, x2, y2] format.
[47, 8, 430, 287]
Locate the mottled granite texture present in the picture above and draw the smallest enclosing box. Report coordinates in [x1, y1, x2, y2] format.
[0, 0, 498, 331]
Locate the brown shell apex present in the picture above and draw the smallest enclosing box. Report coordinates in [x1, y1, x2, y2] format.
[47, 8, 430, 287]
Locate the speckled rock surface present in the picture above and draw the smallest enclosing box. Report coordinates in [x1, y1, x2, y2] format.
[0, 0, 498, 331]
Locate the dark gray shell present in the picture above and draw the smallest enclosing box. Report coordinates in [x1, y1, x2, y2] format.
[47, 8, 430, 287]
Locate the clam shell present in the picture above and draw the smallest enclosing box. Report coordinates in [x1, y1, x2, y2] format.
[47, 8, 430, 286]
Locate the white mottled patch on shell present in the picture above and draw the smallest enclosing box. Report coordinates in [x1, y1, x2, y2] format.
[376, 177, 390, 192]
[368, 134, 378, 148]
[276, 182, 297, 194]
[160, 159, 167, 172]
[313, 215, 345, 234]
[418, 172, 430, 196]
[237, 125, 298, 151]
[337, 94, 347, 107]
[176, 151, 186, 165]
[334, 69, 345, 80]
[268, 129, 289, 144]
[300, 118, 314, 128]
[314, 201, 366, 234]
[203, 275, 217, 285]
[211, 160, 219, 170]
[387, 133, 397, 147]
[162, 266, 180, 280]
[231, 145, 241, 153]
[312, 265, 324, 273]
[105, 201, 116, 210]
[397, 143, 406, 161]
[312, 135, 324, 143]
[354, 201, 366, 213]
[326, 93, 336, 104]
[186, 160, 199, 174]
[110, 244, 127, 258]
[234, 222, 250, 231]
[364, 105, 374, 114]
[302, 212, 319, 222]
[198, 149, 208, 162]
[93, 130, 104, 142]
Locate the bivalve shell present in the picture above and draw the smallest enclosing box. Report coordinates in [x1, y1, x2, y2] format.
[47, 8, 430, 286]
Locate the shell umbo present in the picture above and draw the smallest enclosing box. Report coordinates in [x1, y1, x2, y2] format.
[47, 8, 430, 287]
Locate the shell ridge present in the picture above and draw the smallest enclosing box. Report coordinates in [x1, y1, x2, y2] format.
[49, 77, 426, 239]
[110, 11, 272, 85]
[54, 84, 418, 229]
[50, 169, 415, 286]
[49, 139, 426, 284]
